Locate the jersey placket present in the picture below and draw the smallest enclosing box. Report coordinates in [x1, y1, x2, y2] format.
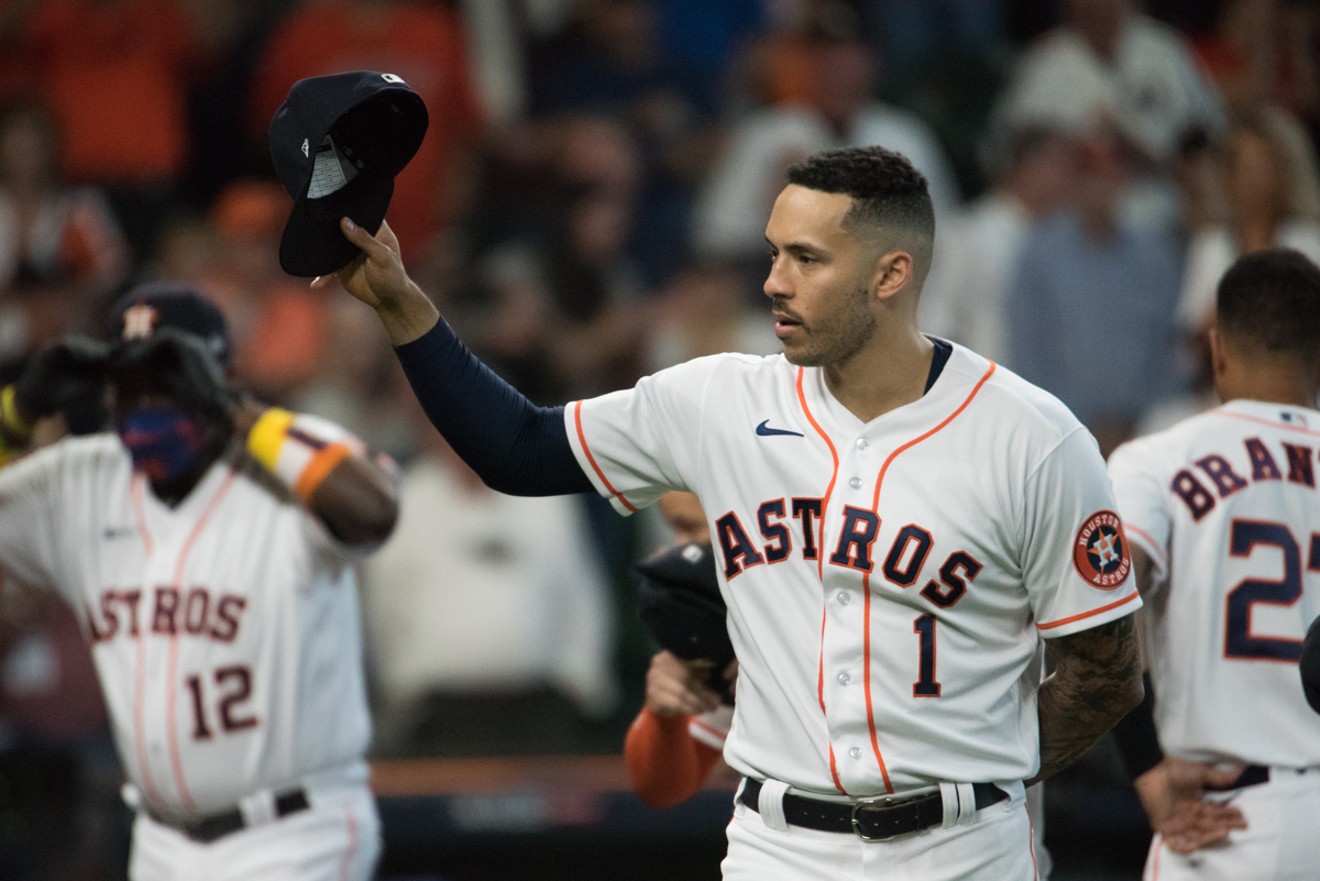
[129, 468, 238, 814]
[817, 430, 890, 795]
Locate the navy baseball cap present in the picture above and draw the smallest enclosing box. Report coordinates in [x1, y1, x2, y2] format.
[269, 70, 428, 277]
[105, 282, 232, 366]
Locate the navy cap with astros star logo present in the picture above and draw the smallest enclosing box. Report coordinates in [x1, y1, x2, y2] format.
[104, 282, 232, 367]
[269, 70, 428, 277]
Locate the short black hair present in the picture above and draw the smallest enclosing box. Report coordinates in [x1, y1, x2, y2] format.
[1217, 248, 1320, 359]
[785, 146, 935, 243]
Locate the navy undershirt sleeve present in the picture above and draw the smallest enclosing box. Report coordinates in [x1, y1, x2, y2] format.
[392, 319, 594, 496]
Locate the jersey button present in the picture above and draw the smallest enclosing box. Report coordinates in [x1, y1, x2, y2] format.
[836, 671, 850, 685]
[855, 438, 869, 451]
[836, 591, 850, 605]
[848, 746, 863, 759]
[848, 477, 863, 490]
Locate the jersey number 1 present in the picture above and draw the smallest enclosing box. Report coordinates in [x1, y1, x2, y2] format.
[913, 614, 941, 697]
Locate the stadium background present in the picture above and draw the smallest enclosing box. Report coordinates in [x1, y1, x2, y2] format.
[1, 0, 1317, 878]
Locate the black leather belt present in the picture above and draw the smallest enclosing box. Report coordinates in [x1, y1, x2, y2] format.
[1205, 764, 1269, 792]
[149, 789, 310, 843]
[740, 778, 1008, 841]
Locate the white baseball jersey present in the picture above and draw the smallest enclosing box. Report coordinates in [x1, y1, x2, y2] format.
[1108, 399, 1320, 765]
[566, 342, 1140, 796]
[0, 433, 374, 816]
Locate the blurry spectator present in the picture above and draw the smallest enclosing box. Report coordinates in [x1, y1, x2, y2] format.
[1185, 0, 1320, 226]
[691, 1, 961, 277]
[991, 0, 1225, 233]
[206, 179, 331, 402]
[2, 0, 211, 260]
[289, 300, 421, 465]
[1190, 0, 1320, 139]
[361, 427, 620, 758]
[861, 0, 1007, 96]
[0, 97, 130, 375]
[654, 0, 767, 86]
[1176, 115, 1320, 352]
[474, 148, 649, 403]
[526, 0, 723, 286]
[643, 258, 778, 373]
[143, 209, 223, 285]
[921, 125, 1078, 364]
[1007, 127, 1184, 456]
[457, 0, 528, 125]
[249, 0, 487, 273]
[725, 0, 829, 110]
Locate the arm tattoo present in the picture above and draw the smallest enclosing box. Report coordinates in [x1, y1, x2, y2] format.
[1030, 614, 1144, 785]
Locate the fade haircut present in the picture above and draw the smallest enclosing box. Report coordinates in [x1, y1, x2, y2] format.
[785, 146, 936, 246]
[1217, 248, 1320, 360]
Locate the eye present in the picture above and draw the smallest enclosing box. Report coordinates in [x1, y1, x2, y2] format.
[797, 253, 816, 265]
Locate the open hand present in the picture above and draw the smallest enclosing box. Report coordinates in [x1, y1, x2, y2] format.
[1134, 758, 1249, 855]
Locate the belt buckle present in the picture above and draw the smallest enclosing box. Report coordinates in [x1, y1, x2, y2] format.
[850, 795, 903, 842]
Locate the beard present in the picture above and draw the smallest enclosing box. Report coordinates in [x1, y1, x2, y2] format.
[782, 286, 877, 368]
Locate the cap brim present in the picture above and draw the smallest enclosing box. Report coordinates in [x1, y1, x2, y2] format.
[278, 176, 395, 277]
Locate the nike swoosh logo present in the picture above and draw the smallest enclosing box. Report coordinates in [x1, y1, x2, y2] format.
[755, 419, 804, 438]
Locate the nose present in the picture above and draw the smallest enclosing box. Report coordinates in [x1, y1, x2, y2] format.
[763, 254, 789, 300]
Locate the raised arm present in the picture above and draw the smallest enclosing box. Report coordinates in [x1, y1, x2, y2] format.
[313, 218, 592, 497]
[229, 395, 399, 547]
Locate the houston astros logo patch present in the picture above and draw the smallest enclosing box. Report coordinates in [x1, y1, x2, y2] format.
[1073, 510, 1131, 589]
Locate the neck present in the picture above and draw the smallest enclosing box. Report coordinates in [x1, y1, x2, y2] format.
[1219, 365, 1318, 411]
[824, 328, 934, 423]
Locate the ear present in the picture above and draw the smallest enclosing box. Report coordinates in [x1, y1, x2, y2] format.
[872, 250, 913, 301]
[1207, 325, 1229, 385]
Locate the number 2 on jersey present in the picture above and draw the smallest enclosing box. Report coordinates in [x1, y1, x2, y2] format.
[1225, 519, 1320, 662]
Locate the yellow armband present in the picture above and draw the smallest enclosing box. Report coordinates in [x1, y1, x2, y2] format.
[0, 385, 32, 441]
[245, 407, 357, 502]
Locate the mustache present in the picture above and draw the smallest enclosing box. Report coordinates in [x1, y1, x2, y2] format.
[770, 299, 802, 323]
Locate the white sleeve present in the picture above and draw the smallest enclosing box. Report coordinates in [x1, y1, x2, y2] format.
[1021, 428, 1143, 637]
[1106, 437, 1172, 586]
[564, 358, 718, 515]
[0, 450, 64, 594]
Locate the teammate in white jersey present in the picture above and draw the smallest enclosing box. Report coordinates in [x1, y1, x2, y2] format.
[625, 491, 738, 808]
[0, 283, 399, 881]
[1108, 247, 1320, 880]
[320, 145, 1145, 880]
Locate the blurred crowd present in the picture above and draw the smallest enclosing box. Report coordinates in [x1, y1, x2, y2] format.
[0, 0, 1318, 877]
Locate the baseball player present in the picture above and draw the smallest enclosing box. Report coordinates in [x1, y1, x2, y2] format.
[0, 283, 398, 881]
[626, 492, 738, 809]
[323, 144, 1145, 881]
[628, 490, 1058, 878]
[1107, 247, 1320, 880]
